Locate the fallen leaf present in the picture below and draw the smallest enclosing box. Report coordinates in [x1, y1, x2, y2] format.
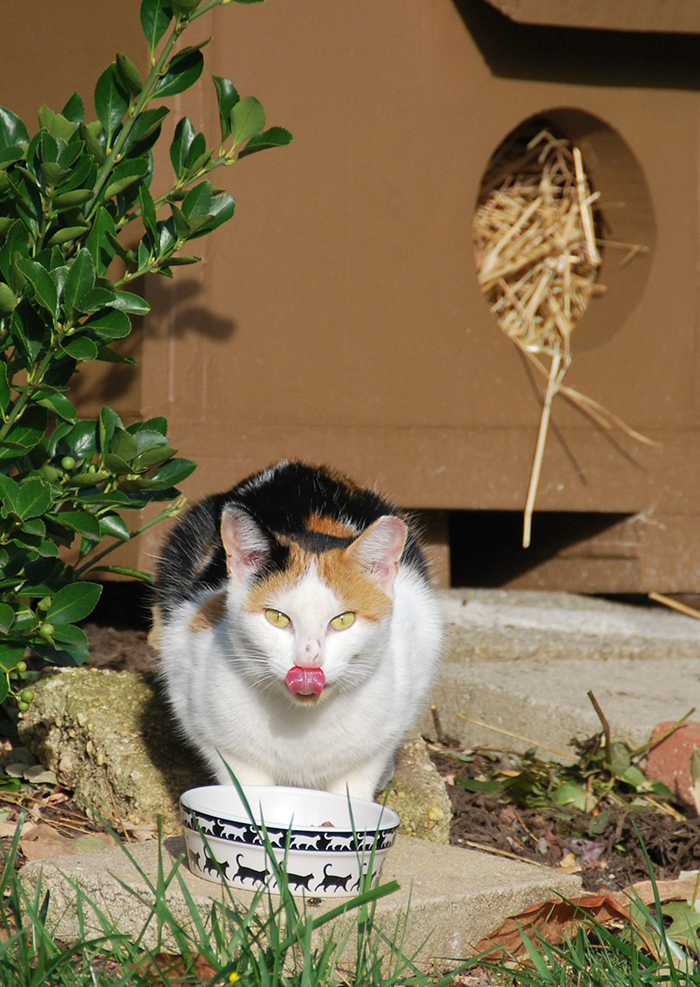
[557, 851, 582, 873]
[23, 764, 58, 785]
[130, 951, 218, 984]
[20, 823, 114, 860]
[661, 900, 700, 956]
[610, 872, 700, 908]
[474, 896, 635, 959]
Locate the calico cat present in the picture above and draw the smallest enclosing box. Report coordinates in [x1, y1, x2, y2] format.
[154, 460, 443, 801]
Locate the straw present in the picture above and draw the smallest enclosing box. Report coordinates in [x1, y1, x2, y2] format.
[473, 129, 656, 547]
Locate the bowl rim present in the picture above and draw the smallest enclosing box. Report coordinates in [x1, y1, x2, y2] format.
[180, 784, 401, 834]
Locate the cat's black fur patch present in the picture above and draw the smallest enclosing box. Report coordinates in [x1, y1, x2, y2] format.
[155, 460, 428, 611]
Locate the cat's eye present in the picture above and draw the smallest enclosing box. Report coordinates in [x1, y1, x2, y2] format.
[265, 609, 291, 628]
[329, 611, 355, 631]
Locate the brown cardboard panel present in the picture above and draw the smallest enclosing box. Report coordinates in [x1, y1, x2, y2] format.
[0, 0, 145, 122]
[483, 0, 700, 34]
[7, 0, 698, 590]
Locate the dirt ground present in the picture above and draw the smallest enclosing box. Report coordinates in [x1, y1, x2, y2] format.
[5, 582, 699, 887]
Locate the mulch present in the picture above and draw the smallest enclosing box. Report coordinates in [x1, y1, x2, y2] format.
[429, 749, 700, 892]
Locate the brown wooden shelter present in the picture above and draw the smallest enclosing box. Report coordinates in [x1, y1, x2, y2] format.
[1, 0, 700, 591]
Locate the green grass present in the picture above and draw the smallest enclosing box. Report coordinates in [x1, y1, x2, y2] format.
[0, 813, 468, 986]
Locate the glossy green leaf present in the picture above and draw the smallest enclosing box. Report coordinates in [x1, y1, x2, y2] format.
[99, 406, 123, 453]
[188, 192, 235, 239]
[123, 106, 169, 158]
[86, 206, 117, 275]
[169, 116, 195, 179]
[128, 416, 168, 436]
[85, 309, 131, 341]
[51, 419, 97, 460]
[98, 513, 130, 541]
[181, 180, 212, 220]
[15, 258, 58, 315]
[110, 291, 150, 315]
[132, 443, 176, 471]
[94, 64, 129, 143]
[238, 126, 293, 159]
[36, 391, 77, 422]
[0, 603, 14, 634]
[103, 452, 133, 475]
[102, 158, 149, 200]
[63, 248, 96, 317]
[154, 46, 204, 98]
[0, 108, 29, 151]
[78, 286, 117, 312]
[52, 188, 93, 209]
[0, 642, 26, 672]
[78, 121, 106, 166]
[116, 53, 144, 98]
[16, 478, 53, 520]
[46, 226, 90, 248]
[0, 282, 17, 315]
[95, 345, 136, 366]
[46, 581, 102, 625]
[552, 782, 587, 811]
[57, 510, 101, 541]
[41, 622, 90, 665]
[39, 108, 78, 144]
[141, 0, 174, 55]
[213, 76, 239, 141]
[110, 426, 138, 462]
[61, 336, 99, 361]
[230, 96, 265, 148]
[0, 406, 47, 458]
[136, 456, 195, 489]
[61, 92, 85, 124]
[0, 474, 20, 516]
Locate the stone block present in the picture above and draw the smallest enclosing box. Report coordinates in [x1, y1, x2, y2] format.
[645, 721, 700, 804]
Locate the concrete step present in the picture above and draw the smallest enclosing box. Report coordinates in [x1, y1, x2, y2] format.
[421, 589, 700, 757]
[19, 834, 581, 966]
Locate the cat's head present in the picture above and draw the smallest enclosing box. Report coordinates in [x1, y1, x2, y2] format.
[219, 507, 407, 703]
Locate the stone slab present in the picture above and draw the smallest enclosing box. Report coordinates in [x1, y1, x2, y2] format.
[421, 590, 700, 756]
[19, 834, 581, 966]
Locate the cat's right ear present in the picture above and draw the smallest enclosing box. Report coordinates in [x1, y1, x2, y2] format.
[220, 507, 270, 582]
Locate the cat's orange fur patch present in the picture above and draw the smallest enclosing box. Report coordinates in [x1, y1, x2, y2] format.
[244, 543, 309, 613]
[189, 591, 227, 632]
[317, 549, 391, 622]
[244, 542, 390, 623]
[306, 513, 357, 539]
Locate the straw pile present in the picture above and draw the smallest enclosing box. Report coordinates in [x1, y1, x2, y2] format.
[473, 129, 654, 547]
[474, 129, 604, 364]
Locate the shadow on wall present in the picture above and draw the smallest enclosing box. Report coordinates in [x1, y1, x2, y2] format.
[453, 0, 700, 90]
[145, 276, 237, 342]
[449, 510, 634, 587]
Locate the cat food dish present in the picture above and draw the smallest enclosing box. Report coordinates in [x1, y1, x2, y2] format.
[181, 784, 400, 897]
[154, 460, 443, 802]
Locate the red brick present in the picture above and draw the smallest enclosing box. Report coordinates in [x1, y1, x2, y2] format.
[644, 721, 700, 805]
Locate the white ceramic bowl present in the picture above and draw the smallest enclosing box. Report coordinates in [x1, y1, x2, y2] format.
[180, 785, 400, 898]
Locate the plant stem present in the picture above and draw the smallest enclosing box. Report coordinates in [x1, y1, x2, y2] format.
[85, 24, 185, 219]
[74, 497, 186, 577]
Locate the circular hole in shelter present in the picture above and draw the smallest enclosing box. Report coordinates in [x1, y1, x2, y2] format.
[473, 109, 656, 356]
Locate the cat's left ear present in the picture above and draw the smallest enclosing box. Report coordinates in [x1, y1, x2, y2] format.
[346, 516, 407, 592]
[220, 507, 271, 582]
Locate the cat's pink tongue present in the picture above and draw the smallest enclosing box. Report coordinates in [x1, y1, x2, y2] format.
[286, 666, 326, 696]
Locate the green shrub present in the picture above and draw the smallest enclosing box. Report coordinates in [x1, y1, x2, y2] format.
[0, 0, 291, 702]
